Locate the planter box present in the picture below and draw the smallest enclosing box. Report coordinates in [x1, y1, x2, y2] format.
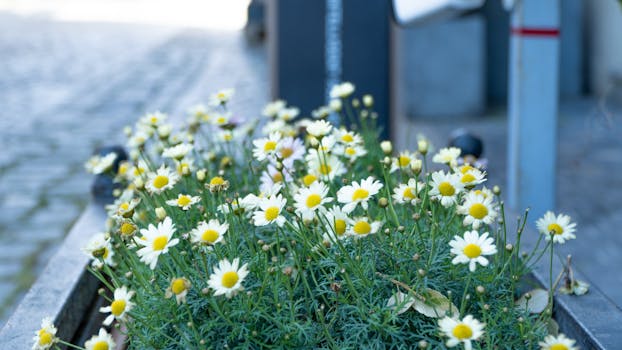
[2, 204, 619, 349]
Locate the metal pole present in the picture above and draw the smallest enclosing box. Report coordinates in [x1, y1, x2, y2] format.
[507, 0, 560, 219]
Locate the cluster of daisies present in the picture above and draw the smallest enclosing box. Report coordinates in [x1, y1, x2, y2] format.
[36, 83, 582, 349]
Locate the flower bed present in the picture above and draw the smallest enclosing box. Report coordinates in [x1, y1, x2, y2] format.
[22, 84, 595, 349]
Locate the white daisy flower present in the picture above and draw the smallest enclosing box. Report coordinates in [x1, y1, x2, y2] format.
[99, 286, 135, 326]
[190, 219, 229, 246]
[306, 153, 346, 180]
[162, 143, 193, 160]
[85, 153, 117, 175]
[136, 217, 179, 269]
[188, 103, 209, 123]
[347, 217, 382, 238]
[330, 81, 355, 99]
[208, 258, 249, 298]
[329, 98, 342, 112]
[336, 144, 367, 161]
[259, 165, 292, 194]
[145, 166, 180, 194]
[175, 157, 196, 176]
[457, 192, 498, 229]
[128, 130, 150, 148]
[390, 151, 419, 173]
[392, 179, 425, 205]
[429, 171, 464, 207]
[449, 230, 497, 272]
[333, 128, 363, 145]
[252, 132, 282, 162]
[262, 100, 286, 118]
[32, 317, 57, 350]
[433, 147, 461, 166]
[323, 206, 350, 240]
[210, 88, 234, 105]
[275, 137, 305, 169]
[306, 120, 333, 138]
[166, 277, 192, 304]
[308, 134, 337, 154]
[277, 107, 300, 122]
[84, 328, 116, 350]
[139, 111, 167, 128]
[82, 233, 115, 267]
[301, 174, 318, 187]
[457, 165, 487, 187]
[536, 211, 577, 244]
[253, 194, 287, 227]
[337, 176, 383, 213]
[312, 106, 331, 119]
[539, 333, 579, 350]
[165, 193, 201, 211]
[438, 315, 485, 350]
[294, 181, 333, 220]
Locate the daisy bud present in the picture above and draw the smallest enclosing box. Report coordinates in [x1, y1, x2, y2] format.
[279, 247, 287, 253]
[129, 149, 139, 161]
[262, 244, 270, 252]
[412, 253, 420, 261]
[363, 94, 374, 107]
[417, 139, 429, 155]
[493, 185, 501, 195]
[378, 197, 389, 208]
[505, 243, 513, 251]
[200, 339, 206, 345]
[257, 239, 264, 245]
[524, 293, 532, 300]
[418, 340, 428, 349]
[361, 110, 369, 119]
[202, 288, 209, 295]
[275, 162, 284, 171]
[196, 169, 206, 181]
[476, 286, 485, 294]
[158, 125, 172, 138]
[352, 98, 360, 108]
[309, 137, 319, 148]
[133, 178, 144, 190]
[125, 271, 133, 278]
[329, 98, 342, 112]
[282, 266, 293, 276]
[517, 317, 524, 323]
[155, 207, 167, 220]
[371, 112, 378, 119]
[383, 156, 392, 167]
[397, 226, 405, 233]
[123, 125, 132, 136]
[383, 228, 390, 235]
[380, 141, 392, 155]
[503, 307, 508, 313]
[112, 189, 121, 197]
[412, 213, 420, 220]
[271, 256, 278, 263]
[411, 159, 422, 174]
[98, 288, 106, 295]
[418, 269, 426, 277]
[521, 252, 528, 258]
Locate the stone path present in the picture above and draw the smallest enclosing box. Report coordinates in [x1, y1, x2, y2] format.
[0, 13, 267, 325]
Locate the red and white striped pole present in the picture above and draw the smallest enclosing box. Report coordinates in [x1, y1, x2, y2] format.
[507, 0, 560, 219]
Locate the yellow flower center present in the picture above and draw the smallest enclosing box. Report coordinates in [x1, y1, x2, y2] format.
[403, 187, 415, 199]
[345, 147, 357, 156]
[38, 330, 53, 345]
[341, 134, 354, 143]
[469, 203, 488, 220]
[463, 243, 482, 258]
[110, 299, 126, 316]
[210, 176, 225, 186]
[217, 92, 226, 99]
[461, 173, 476, 184]
[399, 155, 411, 167]
[153, 236, 168, 251]
[460, 165, 474, 174]
[177, 195, 192, 207]
[102, 248, 110, 259]
[153, 175, 169, 189]
[171, 278, 187, 294]
[265, 206, 280, 221]
[272, 172, 284, 183]
[119, 202, 129, 211]
[452, 323, 473, 340]
[118, 162, 129, 175]
[280, 147, 294, 159]
[221, 271, 239, 288]
[438, 182, 455, 196]
[550, 344, 569, 350]
[306, 194, 322, 208]
[223, 133, 233, 141]
[352, 188, 369, 201]
[93, 341, 109, 350]
[216, 116, 226, 124]
[353, 221, 371, 235]
[120, 222, 135, 235]
[263, 141, 277, 152]
[202, 229, 219, 243]
[319, 164, 332, 176]
[150, 116, 158, 124]
[303, 174, 317, 187]
[334, 219, 346, 235]
[547, 223, 564, 235]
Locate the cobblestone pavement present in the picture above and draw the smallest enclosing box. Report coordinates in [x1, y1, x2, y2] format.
[0, 13, 267, 324]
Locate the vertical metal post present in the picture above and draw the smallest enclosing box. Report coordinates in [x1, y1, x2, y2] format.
[507, 0, 560, 218]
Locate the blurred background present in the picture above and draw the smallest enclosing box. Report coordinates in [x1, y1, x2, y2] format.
[0, 0, 621, 326]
